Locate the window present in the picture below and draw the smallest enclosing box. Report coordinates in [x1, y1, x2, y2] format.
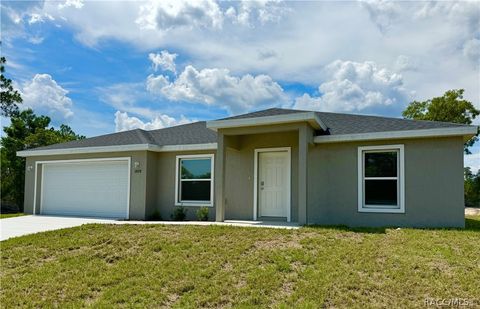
[175, 154, 214, 206]
[358, 145, 405, 213]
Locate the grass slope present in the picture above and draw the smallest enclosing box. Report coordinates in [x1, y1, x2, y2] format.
[0, 213, 25, 219]
[1, 217, 479, 308]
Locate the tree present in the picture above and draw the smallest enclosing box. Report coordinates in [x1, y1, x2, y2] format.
[1, 109, 85, 211]
[402, 89, 480, 154]
[1, 56, 22, 117]
[464, 167, 480, 208]
[1, 55, 85, 211]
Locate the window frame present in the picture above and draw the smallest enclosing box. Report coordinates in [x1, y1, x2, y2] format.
[357, 145, 405, 213]
[175, 154, 214, 207]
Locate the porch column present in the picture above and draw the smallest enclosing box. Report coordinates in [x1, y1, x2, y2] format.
[298, 124, 314, 225]
[215, 132, 226, 222]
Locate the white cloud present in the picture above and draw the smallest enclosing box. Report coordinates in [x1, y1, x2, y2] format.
[1, 0, 288, 48]
[58, 0, 84, 10]
[114, 111, 191, 132]
[147, 65, 287, 114]
[98, 82, 158, 119]
[394, 55, 418, 72]
[19, 74, 74, 120]
[415, 2, 480, 63]
[99, 82, 196, 133]
[136, 0, 286, 31]
[136, 0, 224, 31]
[463, 39, 480, 64]
[27, 35, 44, 44]
[360, 0, 401, 33]
[146, 74, 170, 93]
[294, 60, 411, 113]
[1, 1, 45, 41]
[149, 50, 177, 73]
[226, 0, 287, 27]
[362, 1, 480, 64]
[2, 1, 479, 115]
[28, 13, 48, 25]
[465, 152, 480, 172]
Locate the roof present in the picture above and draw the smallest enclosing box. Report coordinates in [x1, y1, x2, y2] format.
[208, 108, 327, 131]
[30, 121, 217, 152]
[219, 108, 469, 134]
[220, 108, 307, 120]
[314, 110, 469, 135]
[17, 108, 477, 156]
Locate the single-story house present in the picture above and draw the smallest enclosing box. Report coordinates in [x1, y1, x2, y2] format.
[18, 108, 478, 227]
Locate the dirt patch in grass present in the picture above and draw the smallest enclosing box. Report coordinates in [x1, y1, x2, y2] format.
[253, 238, 303, 250]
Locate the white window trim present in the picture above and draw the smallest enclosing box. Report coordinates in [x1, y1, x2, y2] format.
[357, 145, 405, 214]
[175, 154, 214, 207]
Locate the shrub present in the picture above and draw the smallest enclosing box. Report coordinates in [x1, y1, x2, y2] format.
[149, 210, 162, 221]
[171, 207, 187, 221]
[196, 207, 209, 221]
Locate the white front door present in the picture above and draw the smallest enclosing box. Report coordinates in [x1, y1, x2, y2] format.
[258, 151, 289, 218]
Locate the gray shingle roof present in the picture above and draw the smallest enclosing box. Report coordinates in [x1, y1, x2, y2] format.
[25, 108, 474, 152]
[32, 121, 217, 151]
[147, 121, 217, 145]
[314, 111, 469, 135]
[221, 108, 307, 120]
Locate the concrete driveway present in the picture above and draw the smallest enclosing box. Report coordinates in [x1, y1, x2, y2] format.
[0, 215, 116, 241]
[1, 215, 300, 241]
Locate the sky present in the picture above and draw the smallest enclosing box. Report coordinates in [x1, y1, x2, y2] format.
[1, 0, 479, 170]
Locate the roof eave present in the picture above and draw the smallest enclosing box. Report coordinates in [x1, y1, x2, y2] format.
[17, 143, 218, 157]
[313, 126, 479, 144]
[206, 112, 328, 131]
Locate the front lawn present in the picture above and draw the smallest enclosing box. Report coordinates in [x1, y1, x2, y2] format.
[1, 217, 479, 308]
[0, 213, 25, 219]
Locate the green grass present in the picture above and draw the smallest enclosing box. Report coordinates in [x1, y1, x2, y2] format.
[1, 217, 479, 308]
[0, 213, 25, 219]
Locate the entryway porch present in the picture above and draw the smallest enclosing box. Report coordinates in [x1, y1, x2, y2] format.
[214, 123, 315, 224]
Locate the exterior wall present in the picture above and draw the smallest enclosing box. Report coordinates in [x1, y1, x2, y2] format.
[152, 150, 216, 221]
[23, 151, 149, 220]
[21, 133, 466, 228]
[145, 151, 158, 218]
[307, 136, 465, 228]
[223, 130, 299, 221]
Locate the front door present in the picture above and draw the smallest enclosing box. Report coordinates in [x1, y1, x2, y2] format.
[258, 151, 289, 218]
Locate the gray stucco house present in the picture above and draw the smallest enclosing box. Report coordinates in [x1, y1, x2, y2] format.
[18, 108, 478, 227]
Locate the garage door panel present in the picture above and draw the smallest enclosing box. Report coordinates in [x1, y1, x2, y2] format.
[41, 160, 129, 218]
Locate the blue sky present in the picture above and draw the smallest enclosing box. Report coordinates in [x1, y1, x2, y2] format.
[1, 0, 479, 169]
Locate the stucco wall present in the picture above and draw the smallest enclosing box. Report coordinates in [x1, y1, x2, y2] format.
[307, 136, 465, 227]
[152, 150, 216, 221]
[23, 151, 149, 220]
[223, 131, 299, 221]
[22, 134, 466, 227]
[145, 151, 158, 218]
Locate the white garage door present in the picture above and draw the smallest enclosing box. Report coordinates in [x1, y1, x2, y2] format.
[41, 159, 130, 219]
